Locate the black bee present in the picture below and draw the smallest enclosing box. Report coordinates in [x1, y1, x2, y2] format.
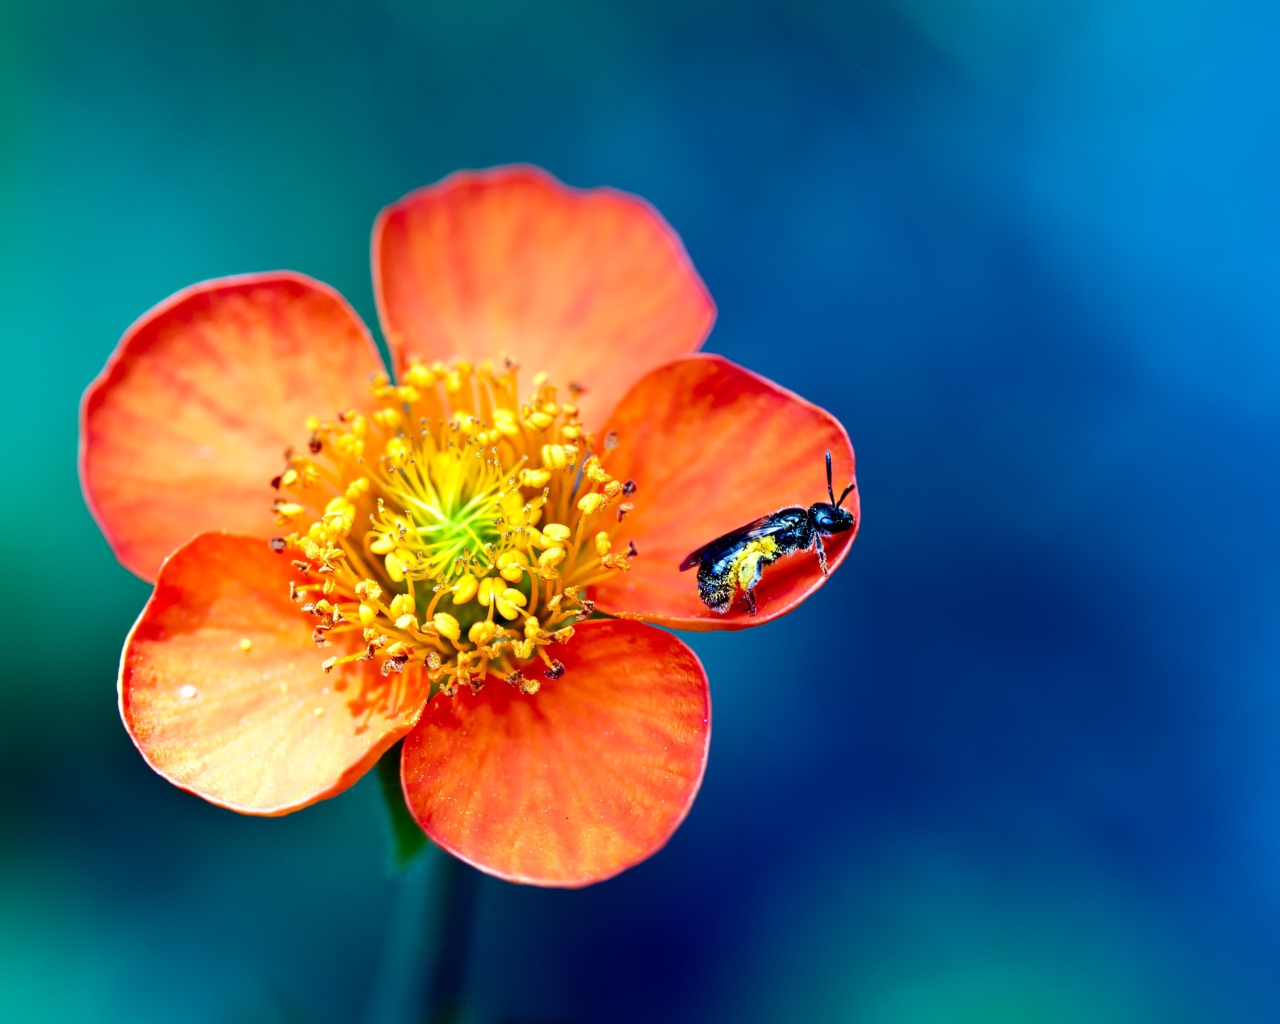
[679, 450, 856, 614]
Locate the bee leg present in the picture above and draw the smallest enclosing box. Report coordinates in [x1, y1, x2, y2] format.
[814, 533, 829, 576]
[745, 590, 757, 615]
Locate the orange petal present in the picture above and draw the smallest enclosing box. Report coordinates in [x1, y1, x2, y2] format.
[400, 619, 710, 887]
[81, 273, 386, 582]
[120, 532, 428, 815]
[372, 166, 715, 428]
[593, 355, 859, 630]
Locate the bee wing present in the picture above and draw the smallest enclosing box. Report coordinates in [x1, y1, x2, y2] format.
[678, 514, 790, 571]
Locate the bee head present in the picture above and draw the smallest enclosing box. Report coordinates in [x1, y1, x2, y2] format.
[809, 502, 855, 535]
[815, 449, 857, 535]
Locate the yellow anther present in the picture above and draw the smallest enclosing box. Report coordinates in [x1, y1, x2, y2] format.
[527, 411, 554, 431]
[496, 550, 527, 582]
[358, 603, 378, 627]
[561, 425, 581, 440]
[532, 371, 548, 388]
[519, 468, 551, 488]
[523, 616, 541, 639]
[433, 613, 461, 641]
[355, 579, 381, 601]
[577, 492, 606, 515]
[604, 479, 623, 499]
[452, 573, 478, 604]
[369, 532, 394, 554]
[384, 436, 411, 462]
[492, 408, 520, 437]
[445, 370, 463, 394]
[395, 614, 418, 631]
[335, 434, 364, 458]
[374, 407, 403, 430]
[385, 551, 406, 582]
[397, 386, 420, 404]
[385, 641, 410, 658]
[388, 593, 416, 619]
[344, 476, 370, 501]
[542, 523, 571, 542]
[538, 547, 566, 569]
[274, 502, 305, 520]
[238, 637, 253, 652]
[541, 443, 569, 469]
[495, 588, 528, 620]
[595, 531, 612, 557]
[468, 620, 498, 646]
[405, 362, 434, 388]
[279, 468, 299, 487]
[350, 415, 369, 438]
[477, 576, 500, 607]
[582, 456, 609, 482]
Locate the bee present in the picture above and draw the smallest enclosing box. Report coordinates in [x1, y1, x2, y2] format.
[679, 450, 857, 615]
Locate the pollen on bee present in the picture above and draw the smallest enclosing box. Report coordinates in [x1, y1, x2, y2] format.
[271, 355, 634, 698]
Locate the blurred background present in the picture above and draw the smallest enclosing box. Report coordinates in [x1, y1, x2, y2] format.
[2, 0, 1279, 1020]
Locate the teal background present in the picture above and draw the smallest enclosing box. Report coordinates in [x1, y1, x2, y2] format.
[2, 0, 1279, 1021]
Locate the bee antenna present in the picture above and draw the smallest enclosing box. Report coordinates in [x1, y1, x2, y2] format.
[836, 482, 855, 508]
[825, 450, 835, 504]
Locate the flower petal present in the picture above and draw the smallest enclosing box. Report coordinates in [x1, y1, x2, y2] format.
[372, 166, 715, 428]
[400, 619, 710, 887]
[81, 273, 386, 582]
[120, 532, 428, 815]
[593, 355, 859, 630]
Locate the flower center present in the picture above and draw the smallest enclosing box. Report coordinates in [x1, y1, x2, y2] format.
[271, 357, 634, 696]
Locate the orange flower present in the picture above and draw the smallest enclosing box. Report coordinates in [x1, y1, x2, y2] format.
[79, 167, 859, 887]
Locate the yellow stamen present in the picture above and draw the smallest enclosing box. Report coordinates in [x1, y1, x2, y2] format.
[272, 356, 631, 697]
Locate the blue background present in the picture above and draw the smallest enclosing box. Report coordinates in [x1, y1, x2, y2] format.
[2, 1, 1278, 1021]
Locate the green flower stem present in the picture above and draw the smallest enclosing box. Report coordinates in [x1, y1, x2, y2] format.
[425, 852, 481, 1024]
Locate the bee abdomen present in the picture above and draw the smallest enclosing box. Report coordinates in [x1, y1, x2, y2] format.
[696, 559, 736, 613]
